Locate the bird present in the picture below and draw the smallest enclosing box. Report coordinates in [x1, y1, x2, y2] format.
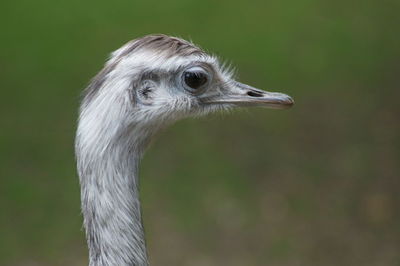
[75, 34, 294, 266]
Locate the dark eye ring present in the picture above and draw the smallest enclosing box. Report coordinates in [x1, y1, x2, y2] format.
[182, 67, 209, 91]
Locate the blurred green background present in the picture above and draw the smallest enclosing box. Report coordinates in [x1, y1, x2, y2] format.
[1, 0, 399, 265]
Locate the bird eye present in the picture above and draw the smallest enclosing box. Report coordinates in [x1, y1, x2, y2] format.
[182, 67, 209, 91]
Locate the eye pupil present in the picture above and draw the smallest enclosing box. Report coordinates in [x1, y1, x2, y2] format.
[184, 71, 208, 89]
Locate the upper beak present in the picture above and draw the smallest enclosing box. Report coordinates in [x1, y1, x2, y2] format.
[203, 81, 294, 109]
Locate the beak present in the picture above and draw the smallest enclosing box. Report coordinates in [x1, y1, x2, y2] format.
[204, 81, 294, 109]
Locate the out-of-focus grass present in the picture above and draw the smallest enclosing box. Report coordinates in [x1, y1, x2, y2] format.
[0, 0, 399, 265]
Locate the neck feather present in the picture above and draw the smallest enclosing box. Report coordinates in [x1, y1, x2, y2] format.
[77, 129, 150, 266]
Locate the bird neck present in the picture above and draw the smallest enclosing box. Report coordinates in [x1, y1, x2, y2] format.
[77, 134, 150, 266]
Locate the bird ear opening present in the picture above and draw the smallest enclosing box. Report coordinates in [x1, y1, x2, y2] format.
[135, 80, 157, 105]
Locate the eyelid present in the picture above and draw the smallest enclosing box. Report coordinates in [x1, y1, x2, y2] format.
[185, 66, 208, 75]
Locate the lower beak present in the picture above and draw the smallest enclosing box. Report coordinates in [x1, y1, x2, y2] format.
[204, 81, 294, 109]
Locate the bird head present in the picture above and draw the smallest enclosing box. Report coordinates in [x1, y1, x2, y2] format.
[78, 34, 293, 150]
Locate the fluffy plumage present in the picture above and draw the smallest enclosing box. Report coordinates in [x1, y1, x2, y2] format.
[76, 34, 293, 266]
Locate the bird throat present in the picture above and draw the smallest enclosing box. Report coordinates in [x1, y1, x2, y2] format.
[78, 134, 150, 266]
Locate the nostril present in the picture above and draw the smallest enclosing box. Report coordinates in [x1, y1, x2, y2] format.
[247, 90, 263, 97]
